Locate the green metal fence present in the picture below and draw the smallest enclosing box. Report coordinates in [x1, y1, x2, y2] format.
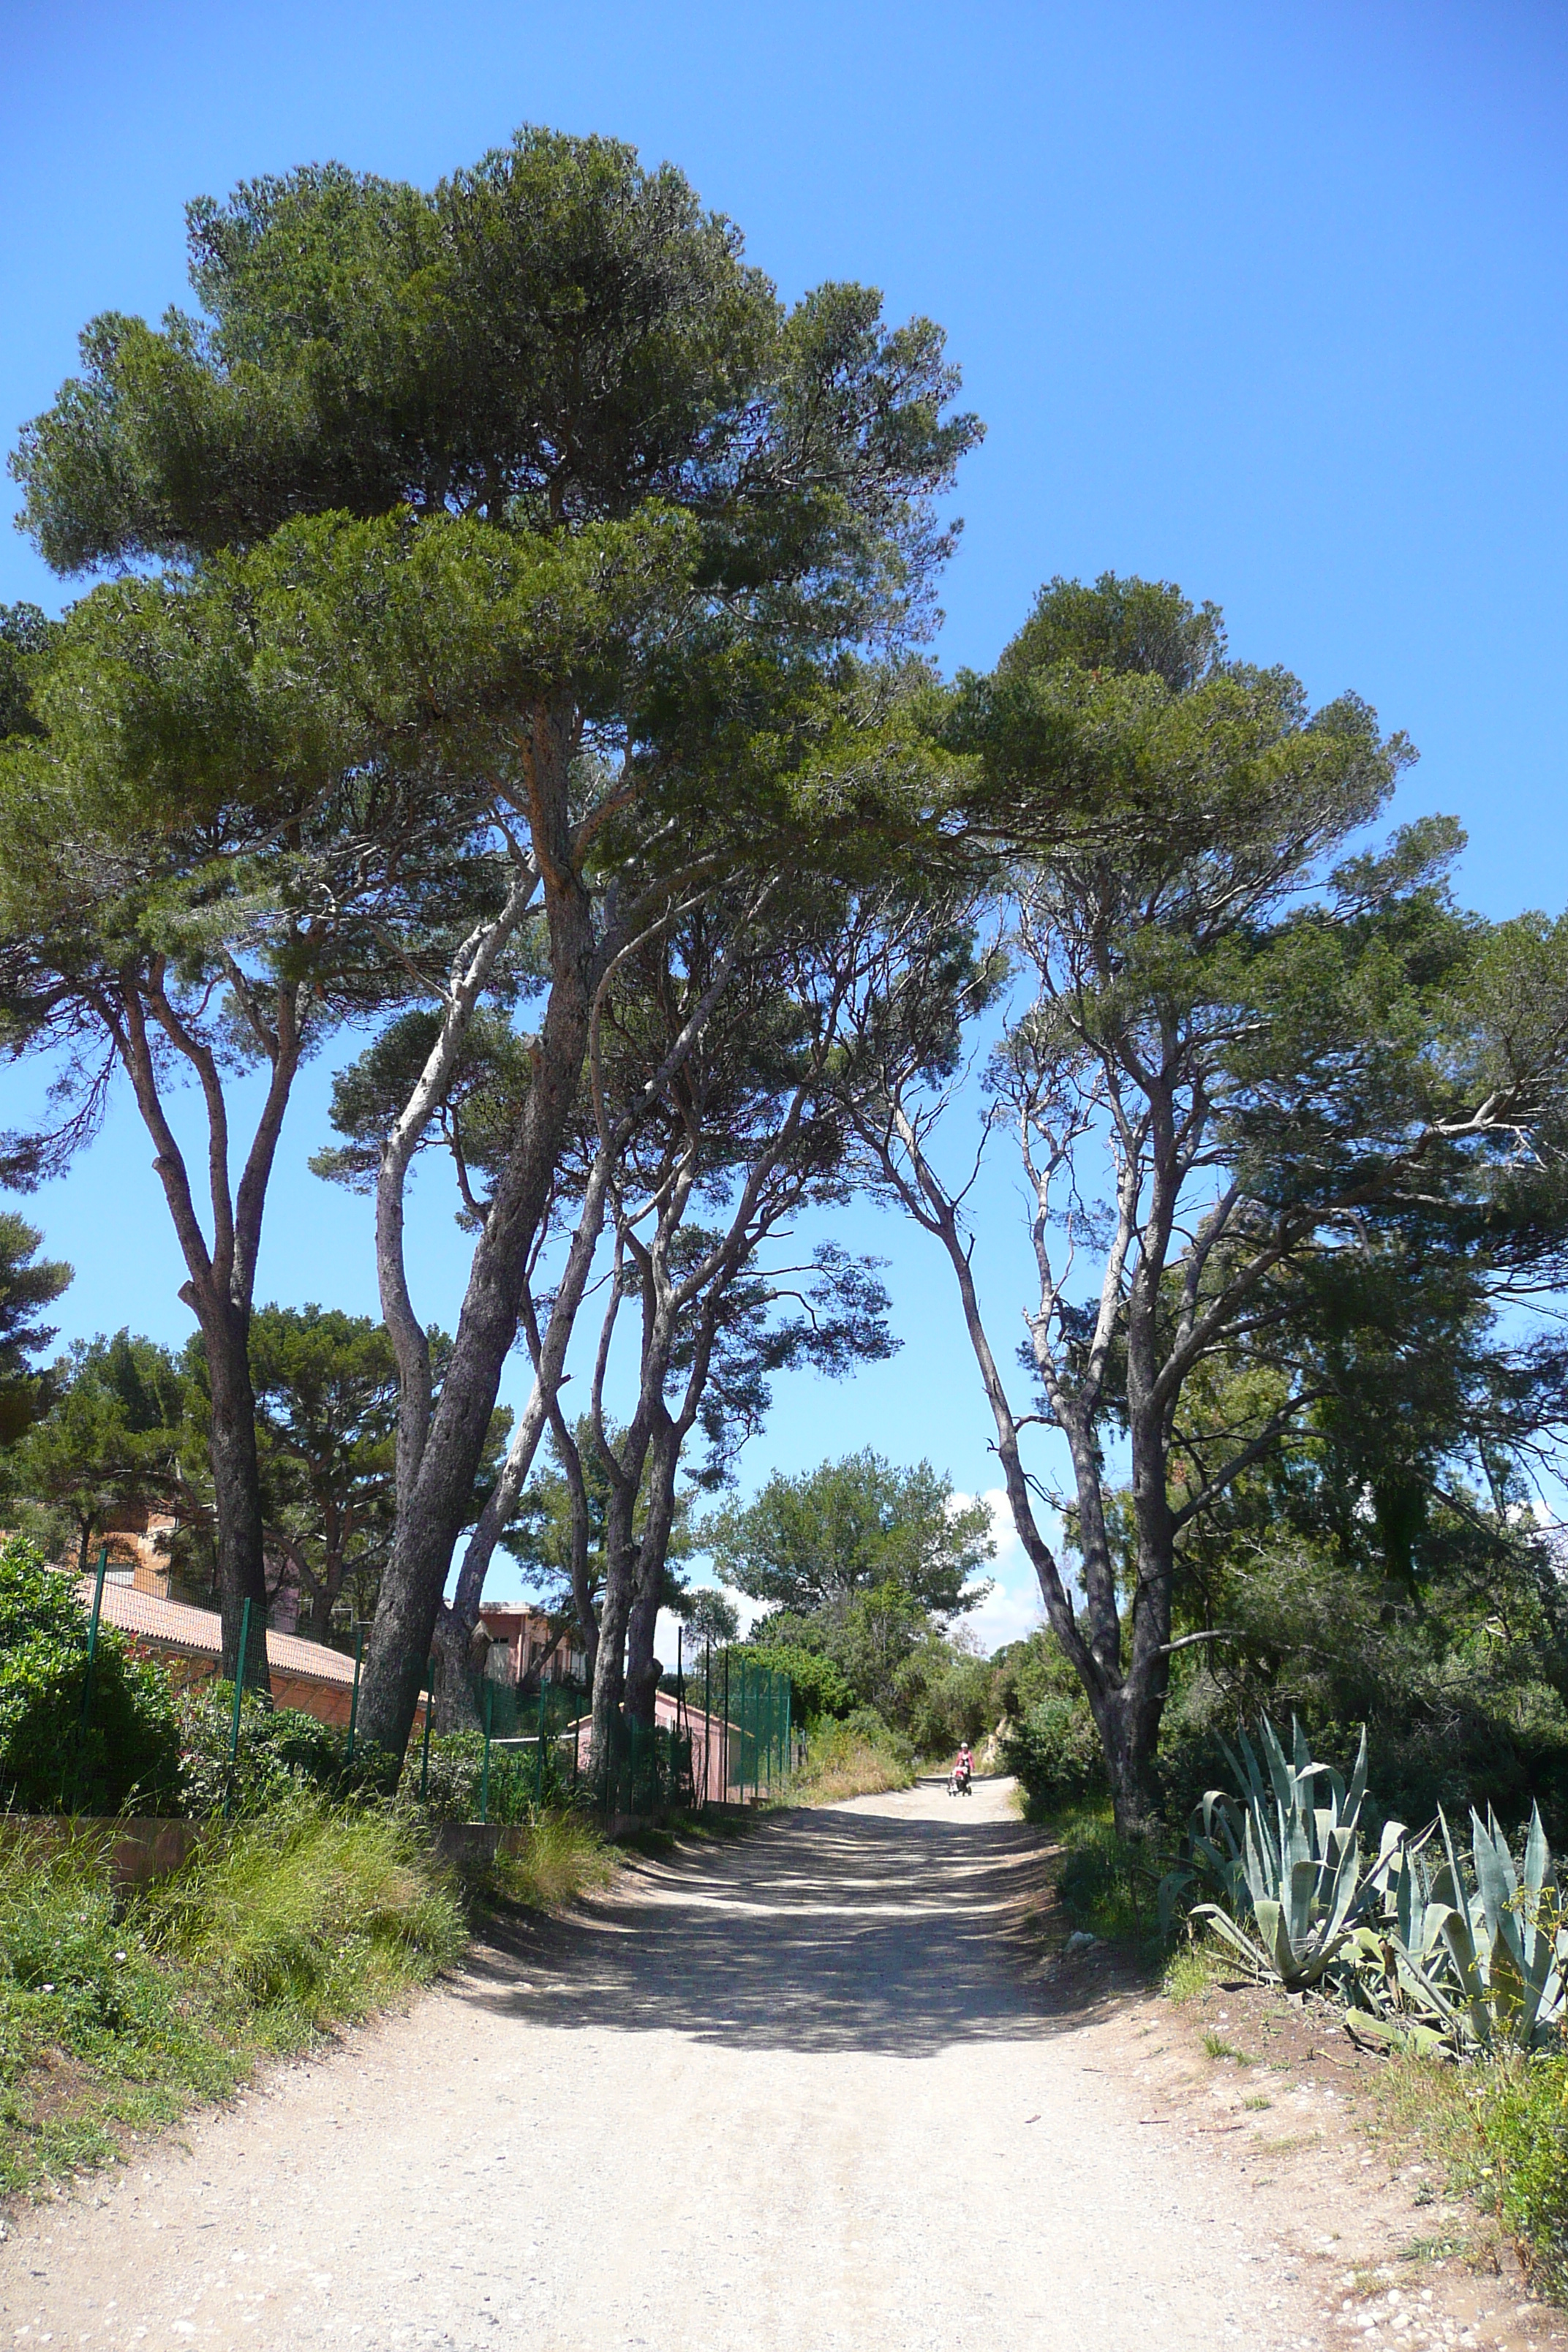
[471, 1676, 589, 1820]
[693, 1649, 793, 1805]
[595, 1716, 693, 1819]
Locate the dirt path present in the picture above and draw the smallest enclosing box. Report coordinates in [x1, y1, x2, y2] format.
[0, 1776, 1454, 2350]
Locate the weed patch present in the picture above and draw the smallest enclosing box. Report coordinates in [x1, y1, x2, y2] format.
[484, 1812, 618, 1910]
[1471, 2054, 1568, 2301]
[1045, 1801, 1168, 1948]
[1163, 1940, 1223, 2003]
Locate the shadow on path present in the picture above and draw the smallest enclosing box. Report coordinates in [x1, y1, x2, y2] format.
[458, 1790, 1124, 2059]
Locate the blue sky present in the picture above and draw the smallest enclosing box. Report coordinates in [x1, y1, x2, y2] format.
[4, 0, 1566, 1645]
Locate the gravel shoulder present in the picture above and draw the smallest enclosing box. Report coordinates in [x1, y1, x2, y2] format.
[0, 1775, 1558, 2351]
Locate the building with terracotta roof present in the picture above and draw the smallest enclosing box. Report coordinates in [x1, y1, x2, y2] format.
[74, 1576, 363, 1725]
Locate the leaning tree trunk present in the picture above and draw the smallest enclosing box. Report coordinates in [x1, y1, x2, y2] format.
[621, 1564, 664, 1733]
[430, 1604, 484, 1734]
[356, 717, 599, 1765]
[1085, 1677, 1168, 1842]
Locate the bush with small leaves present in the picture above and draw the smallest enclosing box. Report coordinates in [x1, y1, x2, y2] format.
[0, 1537, 181, 1814]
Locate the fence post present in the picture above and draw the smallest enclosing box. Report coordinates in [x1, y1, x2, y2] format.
[723, 1649, 731, 1803]
[346, 1621, 364, 1763]
[480, 1677, 493, 1824]
[225, 1595, 252, 1818]
[534, 1677, 547, 1809]
[79, 1542, 110, 1729]
[418, 1656, 435, 1800]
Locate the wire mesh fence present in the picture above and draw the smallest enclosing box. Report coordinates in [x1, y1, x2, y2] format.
[685, 1648, 794, 1806]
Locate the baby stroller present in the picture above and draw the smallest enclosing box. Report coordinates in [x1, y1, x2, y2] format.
[947, 1756, 973, 1797]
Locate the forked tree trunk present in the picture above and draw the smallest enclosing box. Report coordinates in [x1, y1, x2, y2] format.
[621, 1421, 682, 1731]
[589, 1507, 637, 1785]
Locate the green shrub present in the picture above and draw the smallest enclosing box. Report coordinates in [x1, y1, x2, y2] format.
[485, 1809, 618, 1908]
[1477, 2054, 1568, 2298]
[840, 1705, 913, 1763]
[0, 1828, 173, 2042]
[399, 1728, 570, 1824]
[0, 1537, 181, 1814]
[792, 1720, 916, 1803]
[0, 1828, 238, 2191]
[174, 1684, 396, 1816]
[1003, 1692, 1107, 1814]
[897, 1640, 995, 1757]
[1052, 1801, 1166, 1943]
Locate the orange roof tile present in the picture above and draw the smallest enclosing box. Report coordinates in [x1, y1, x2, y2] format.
[75, 1578, 356, 1686]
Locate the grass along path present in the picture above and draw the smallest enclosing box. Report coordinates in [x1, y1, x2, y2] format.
[0, 1801, 614, 2198]
[0, 1769, 1478, 2352]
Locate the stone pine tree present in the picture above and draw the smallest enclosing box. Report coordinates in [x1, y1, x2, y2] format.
[853, 575, 1568, 1835]
[10, 129, 978, 1754]
[0, 527, 516, 1684]
[0, 1213, 70, 1447]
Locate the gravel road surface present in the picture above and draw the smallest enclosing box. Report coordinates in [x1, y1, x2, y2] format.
[0, 1774, 1328, 2351]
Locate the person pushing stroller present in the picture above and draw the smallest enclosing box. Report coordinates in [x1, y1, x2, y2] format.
[947, 1741, 974, 1796]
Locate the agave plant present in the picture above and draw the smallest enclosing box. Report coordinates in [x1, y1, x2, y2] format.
[1351, 1804, 1567, 2052]
[1165, 1715, 1383, 1990]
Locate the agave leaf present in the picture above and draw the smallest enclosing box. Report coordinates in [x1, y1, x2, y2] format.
[1523, 1802, 1551, 1904]
[1234, 1727, 1270, 1817]
[1259, 1716, 1296, 1821]
[1158, 1864, 1194, 1942]
[1472, 1811, 1528, 1983]
[1471, 1809, 1519, 1945]
[1290, 1714, 1311, 1776]
[1286, 1856, 1317, 1956]
[1343, 2009, 1449, 2059]
[1345, 1727, 1369, 1826]
[1324, 1834, 1365, 1943]
[1437, 1807, 1466, 1904]
[1242, 1809, 1276, 1915]
[1433, 1901, 1490, 2047]
[1283, 1784, 1312, 1880]
[1253, 1896, 1297, 1985]
[1189, 1903, 1272, 1979]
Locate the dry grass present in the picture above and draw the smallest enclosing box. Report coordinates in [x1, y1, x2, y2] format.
[790, 1730, 916, 1806]
[1365, 2050, 1491, 2193]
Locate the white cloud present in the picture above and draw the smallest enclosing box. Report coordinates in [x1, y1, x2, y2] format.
[954, 1486, 1050, 1654]
[654, 1583, 765, 1679]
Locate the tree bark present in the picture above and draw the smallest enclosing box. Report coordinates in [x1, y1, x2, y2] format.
[201, 1307, 274, 1692]
[447, 1141, 616, 1638]
[589, 1499, 636, 1789]
[621, 1418, 681, 1730]
[551, 1401, 600, 1692]
[357, 701, 598, 1760]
